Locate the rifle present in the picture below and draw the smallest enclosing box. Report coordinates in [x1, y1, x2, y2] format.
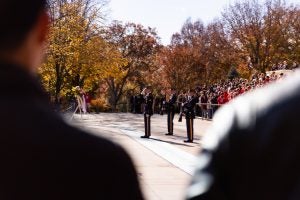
[178, 111, 184, 122]
[178, 102, 186, 122]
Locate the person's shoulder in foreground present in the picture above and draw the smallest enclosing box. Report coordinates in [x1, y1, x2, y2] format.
[187, 71, 300, 200]
[0, 61, 143, 200]
[0, 0, 143, 198]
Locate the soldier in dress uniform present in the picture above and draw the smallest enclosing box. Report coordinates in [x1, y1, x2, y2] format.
[182, 89, 198, 143]
[165, 88, 177, 136]
[141, 86, 154, 138]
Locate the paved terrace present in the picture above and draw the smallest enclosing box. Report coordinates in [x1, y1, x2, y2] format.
[70, 113, 212, 200]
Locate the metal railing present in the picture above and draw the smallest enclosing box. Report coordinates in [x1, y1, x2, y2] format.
[196, 103, 223, 120]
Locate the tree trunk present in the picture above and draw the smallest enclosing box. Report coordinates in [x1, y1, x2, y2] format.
[55, 62, 62, 103]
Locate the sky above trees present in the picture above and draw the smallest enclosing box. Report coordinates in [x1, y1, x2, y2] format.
[109, 0, 300, 45]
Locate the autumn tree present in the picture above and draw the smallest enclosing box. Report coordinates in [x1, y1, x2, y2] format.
[222, 0, 266, 71]
[222, 0, 299, 72]
[157, 19, 234, 90]
[102, 21, 160, 110]
[158, 46, 193, 91]
[157, 19, 207, 90]
[203, 21, 239, 81]
[284, 4, 300, 63]
[40, 0, 108, 102]
[158, 1, 300, 90]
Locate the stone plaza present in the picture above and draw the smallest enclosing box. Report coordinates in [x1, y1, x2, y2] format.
[71, 113, 212, 200]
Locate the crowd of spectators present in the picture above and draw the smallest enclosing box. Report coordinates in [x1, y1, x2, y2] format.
[271, 61, 299, 71]
[130, 70, 292, 119]
[192, 71, 287, 119]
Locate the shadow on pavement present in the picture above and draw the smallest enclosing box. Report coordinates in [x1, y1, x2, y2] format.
[162, 134, 202, 141]
[150, 138, 199, 147]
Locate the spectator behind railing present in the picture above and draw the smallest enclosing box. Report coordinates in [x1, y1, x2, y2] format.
[128, 70, 294, 119]
[186, 65, 300, 200]
[271, 60, 299, 71]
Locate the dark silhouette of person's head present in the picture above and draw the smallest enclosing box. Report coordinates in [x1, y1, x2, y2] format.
[0, 0, 47, 51]
[0, 0, 49, 72]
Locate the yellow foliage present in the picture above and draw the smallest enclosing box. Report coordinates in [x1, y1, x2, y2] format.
[40, 0, 126, 98]
[90, 98, 110, 112]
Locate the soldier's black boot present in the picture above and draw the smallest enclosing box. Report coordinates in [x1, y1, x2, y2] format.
[184, 118, 193, 143]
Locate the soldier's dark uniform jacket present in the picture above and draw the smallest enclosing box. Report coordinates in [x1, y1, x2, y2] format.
[166, 93, 177, 135]
[142, 92, 153, 138]
[182, 96, 198, 142]
[183, 96, 198, 119]
[167, 94, 177, 112]
[187, 71, 300, 200]
[144, 93, 154, 116]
